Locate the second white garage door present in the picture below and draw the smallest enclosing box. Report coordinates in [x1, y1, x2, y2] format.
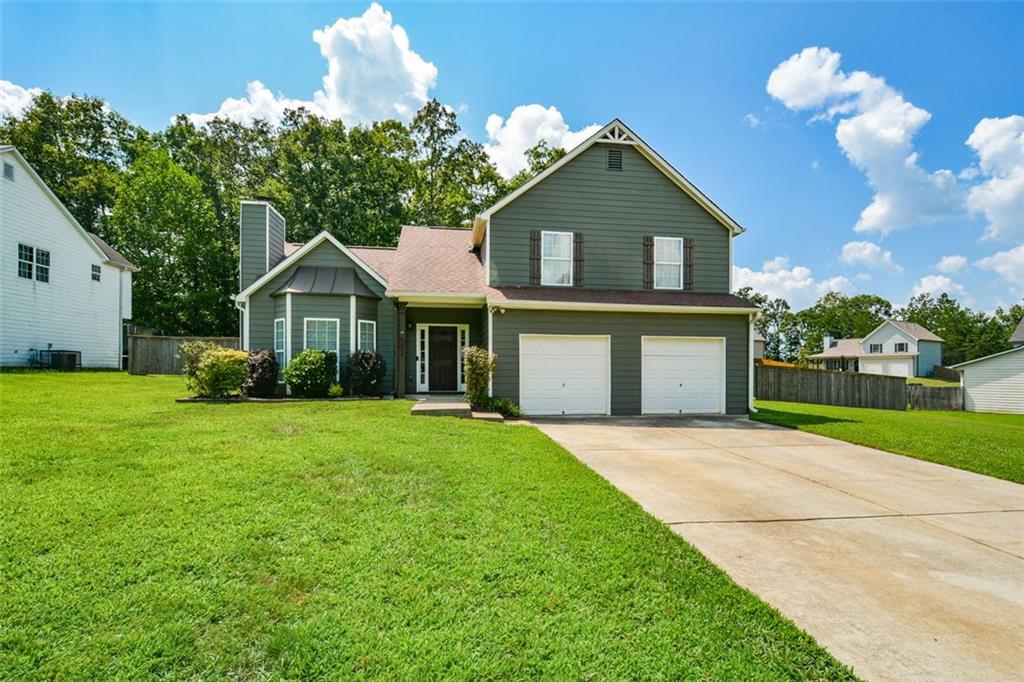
[860, 357, 914, 377]
[519, 335, 609, 415]
[642, 337, 725, 415]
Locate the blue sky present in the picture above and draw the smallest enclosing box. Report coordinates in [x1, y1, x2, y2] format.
[2, 2, 1021, 311]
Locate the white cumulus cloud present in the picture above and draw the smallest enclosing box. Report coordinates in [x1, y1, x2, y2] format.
[1, 80, 43, 119]
[733, 256, 852, 307]
[483, 104, 600, 177]
[912, 274, 966, 298]
[840, 240, 902, 272]
[186, 3, 436, 126]
[964, 116, 1024, 242]
[975, 244, 1024, 291]
[767, 47, 962, 235]
[934, 255, 967, 273]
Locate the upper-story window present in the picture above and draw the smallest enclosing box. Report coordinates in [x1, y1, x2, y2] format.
[869, 343, 883, 353]
[654, 237, 684, 289]
[3, 162, 14, 181]
[91, 264, 102, 282]
[895, 342, 908, 353]
[541, 231, 573, 286]
[17, 243, 49, 283]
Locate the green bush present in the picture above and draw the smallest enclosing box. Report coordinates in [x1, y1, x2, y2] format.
[343, 351, 386, 396]
[462, 346, 496, 407]
[284, 349, 337, 397]
[473, 395, 522, 419]
[180, 340, 221, 392]
[194, 348, 248, 398]
[328, 383, 344, 398]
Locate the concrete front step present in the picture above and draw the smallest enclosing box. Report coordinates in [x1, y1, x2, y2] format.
[410, 394, 472, 418]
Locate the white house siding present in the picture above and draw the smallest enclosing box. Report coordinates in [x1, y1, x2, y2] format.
[859, 324, 918, 377]
[961, 349, 1024, 415]
[0, 152, 127, 368]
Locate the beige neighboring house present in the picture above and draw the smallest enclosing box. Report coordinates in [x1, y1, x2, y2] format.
[949, 318, 1024, 415]
[809, 320, 944, 378]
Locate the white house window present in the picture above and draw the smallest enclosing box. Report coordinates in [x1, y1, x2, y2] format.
[17, 243, 33, 279]
[541, 231, 573, 286]
[3, 162, 14, 181]
[304, 318, 339, 353]
[274, 318, 286, 374]
[91, 264, 101, 282]
[654, 237, 684, 289]
[358, 320, 376, 351]
[17, 244, 49, 283]
[869, 343, 883, 353]
[895, 342, 908, 353]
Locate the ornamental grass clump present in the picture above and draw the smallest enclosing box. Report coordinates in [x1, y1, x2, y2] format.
[283, 349, 337, 397]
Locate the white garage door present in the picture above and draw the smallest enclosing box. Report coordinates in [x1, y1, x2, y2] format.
[860, 358, 913, 377]
[642, 337, 724, 415]
[519, 335, 609, 415]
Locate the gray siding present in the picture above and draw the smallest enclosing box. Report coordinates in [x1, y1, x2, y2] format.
[404, 307, 484, 394]
[246, 239, 396, 392]
[917, 340, 943, 377]
[267, 206, 285, 270]
[240, 203, 267, 290]
[488, 143, 731, 292]
[491, 309, 750, 415]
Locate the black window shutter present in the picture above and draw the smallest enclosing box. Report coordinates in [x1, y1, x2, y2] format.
[683, 237, 694, 291]
[573, 232, 584, 287]
[642, 236, 654, 289]
[529, 230, 541, 285]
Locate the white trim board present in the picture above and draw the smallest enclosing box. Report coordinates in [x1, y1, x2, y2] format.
[488, 299, 756, 315]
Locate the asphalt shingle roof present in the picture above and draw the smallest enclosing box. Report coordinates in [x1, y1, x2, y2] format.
[386, 226, 484, 294]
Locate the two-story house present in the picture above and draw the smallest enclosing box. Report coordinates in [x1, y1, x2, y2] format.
[1, 146, 137, 369]
[809, 320, 944, 378]
[233, 120, 757, 415]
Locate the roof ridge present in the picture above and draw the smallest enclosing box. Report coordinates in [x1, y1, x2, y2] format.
[347, 245, 398, 250]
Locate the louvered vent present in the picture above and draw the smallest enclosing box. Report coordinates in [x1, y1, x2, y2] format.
[606, 148, 623, 170]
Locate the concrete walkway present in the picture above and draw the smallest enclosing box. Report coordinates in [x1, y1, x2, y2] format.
[533, 416, 1024, 682]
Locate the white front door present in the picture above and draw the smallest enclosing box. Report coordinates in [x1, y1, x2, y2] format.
[519, 335, 610, 415]
[642, 337, 724, 414]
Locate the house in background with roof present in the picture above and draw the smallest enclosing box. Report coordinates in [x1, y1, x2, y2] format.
[947, 317, 1024, 415]
[808, 320, 944, 378]
[233, 119, 758, 415]
[1, 146, 137, 369]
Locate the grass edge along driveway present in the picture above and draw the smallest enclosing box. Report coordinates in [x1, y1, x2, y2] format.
[752, 400, 1024, 484]
[0, 372, 854, 680]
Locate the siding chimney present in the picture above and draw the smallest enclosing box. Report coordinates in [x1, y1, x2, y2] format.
[823, 334, 835, 349]
[239, 200, 286, 289]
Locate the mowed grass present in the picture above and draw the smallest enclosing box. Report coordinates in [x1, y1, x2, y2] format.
[753, 400, 1024, 484]
[906, 376, 961, 387]
[0, 373, 851, 680]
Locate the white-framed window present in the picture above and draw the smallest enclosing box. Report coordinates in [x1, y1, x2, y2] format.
[17, 243, 49, 283]
[304, 318, 339, 353]
[274, 318, 286, 376]
[3, 162, 14, 181]
[869, 343, 883, 353]
[895, 342, 908, 353]
[358, 320, 376, 351]
[541, 231, 573, 286]
[91, 264, 101, 282]
[654, 237, 684, 289]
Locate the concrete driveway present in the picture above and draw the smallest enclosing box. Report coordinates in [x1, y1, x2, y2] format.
[533, 417, 1024, 682]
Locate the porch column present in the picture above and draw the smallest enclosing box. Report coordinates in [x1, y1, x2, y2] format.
[395, 302, 407, 398]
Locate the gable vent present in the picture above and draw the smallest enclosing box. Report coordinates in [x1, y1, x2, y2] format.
[606, 148, 623, 171]
[2, 162, 13, 181]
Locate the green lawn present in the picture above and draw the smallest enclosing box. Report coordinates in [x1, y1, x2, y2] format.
[0, 373, 851, 680]
[906, 376, 960, 387]
[753, 400, 1024, 483]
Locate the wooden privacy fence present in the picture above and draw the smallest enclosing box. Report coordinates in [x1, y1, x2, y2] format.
[932, 365, 961, 382]
[128, 335, 239, 375]
[755, 365, 907, 410]
[908, 385, 963, 411]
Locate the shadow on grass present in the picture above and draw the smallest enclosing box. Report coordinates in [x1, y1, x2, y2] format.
[752, 408, 858, 428]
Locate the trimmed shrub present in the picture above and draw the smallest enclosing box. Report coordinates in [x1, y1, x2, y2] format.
[194, 348, 248, 398]
[242, 349, 279, 397]
[180, 340, 221, 393]
[343, 351, 387, 396]
[473, 395, 522, 419]
[328, 383, 344, 398]
[284, 349, 337, 397]
[463, 346, 496, 407]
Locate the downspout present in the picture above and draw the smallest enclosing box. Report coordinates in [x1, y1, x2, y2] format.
[748, 312, 757, 414]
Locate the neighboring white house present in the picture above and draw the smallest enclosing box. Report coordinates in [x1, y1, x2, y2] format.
[753, 331, 765, 360]
[0, 146, 137, 368]
[951, 345, 1024, 415]
[808, 320, 944, 378]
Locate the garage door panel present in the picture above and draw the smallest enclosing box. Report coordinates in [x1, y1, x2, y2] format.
[642, 337, 723, 415]
[520, 336, 609, 416]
